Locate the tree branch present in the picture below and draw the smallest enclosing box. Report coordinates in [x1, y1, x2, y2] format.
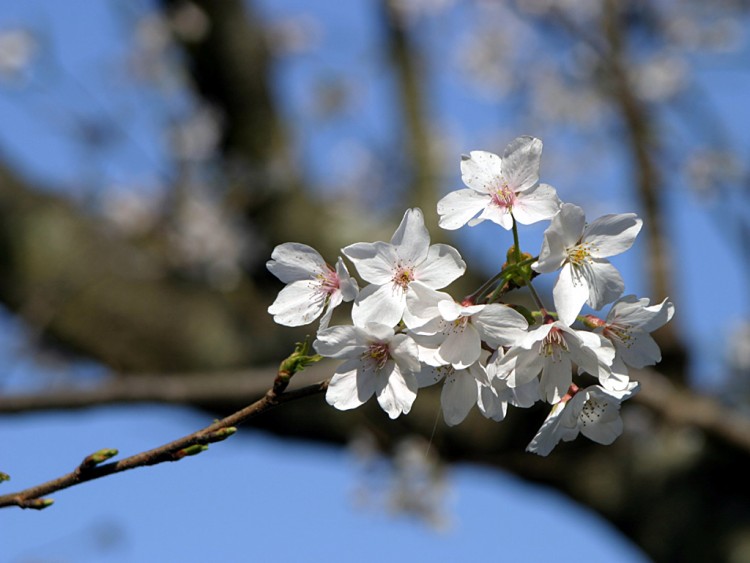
[0, 378, 329, 510]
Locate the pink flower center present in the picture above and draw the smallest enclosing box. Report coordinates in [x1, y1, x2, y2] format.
[365, 342, 392, 370]
[392, 264, 415, 290]
[490, 184, 517, 210]
[317, 267, 340, 296]
[603, 322, 632, 348]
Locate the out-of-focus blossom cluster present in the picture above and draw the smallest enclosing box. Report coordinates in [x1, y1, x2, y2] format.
[0, 28, 37, 83]
[350, 430, 450, 529]
[267, 136, 674, 455]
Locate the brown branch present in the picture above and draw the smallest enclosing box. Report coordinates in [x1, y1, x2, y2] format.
[634, 368, 750, 452]
[5, 363, 750, 457]
[0, 379, 329, 510]
[381, 0, 440, 234]
[0, 361, 331, 414]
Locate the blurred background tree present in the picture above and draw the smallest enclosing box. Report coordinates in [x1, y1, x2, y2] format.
[0, 1, 749, 561]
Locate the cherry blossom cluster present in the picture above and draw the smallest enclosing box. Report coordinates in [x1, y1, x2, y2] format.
[266, 136, 674, 455]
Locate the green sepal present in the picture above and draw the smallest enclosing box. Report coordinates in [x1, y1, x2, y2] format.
[278, 338, 322, 379]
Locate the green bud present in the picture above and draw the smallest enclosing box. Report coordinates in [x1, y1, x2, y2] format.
[278, 338, 322, 378]
[503, 247, 534, 288]
[25, 498, 54, 510]
[174, 444, 209, 459]
[81, 448, 119, 468]
[206, 427, 237, 442]
[0, 472, 10, 483]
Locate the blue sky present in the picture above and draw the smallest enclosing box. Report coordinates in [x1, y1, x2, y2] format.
[1, 0, 748, 561]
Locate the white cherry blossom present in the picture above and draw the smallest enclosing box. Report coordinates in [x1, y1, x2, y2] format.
[267, 243, 358, 328]
[343, 208, 465, 327]
[497, 318, 615, 404]
[405, 284, 528, 369]
[437, 136, 561, 231]
[534, 203, 643, 325]
[527, 382, 639, 456]
[597, 295, 675, 369]
[314, 323, 420, 419]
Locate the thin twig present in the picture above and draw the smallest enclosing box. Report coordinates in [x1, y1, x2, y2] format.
[0, 379, 329, 510]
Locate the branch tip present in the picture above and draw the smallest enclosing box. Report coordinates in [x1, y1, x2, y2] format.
[22, 498, 54, 510]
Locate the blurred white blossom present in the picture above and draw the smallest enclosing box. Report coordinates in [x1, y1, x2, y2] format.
[0, 28, 37, 80]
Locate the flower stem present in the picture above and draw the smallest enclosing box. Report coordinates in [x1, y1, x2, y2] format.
[511, 216, 522, 263]
[525, 279, 548, 316]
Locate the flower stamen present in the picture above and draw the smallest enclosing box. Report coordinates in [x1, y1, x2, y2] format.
[490, 184, 517, 210]
[392, 264, 415, 290]
[365, 342, 392, 370]
[540, 327, 568, 361]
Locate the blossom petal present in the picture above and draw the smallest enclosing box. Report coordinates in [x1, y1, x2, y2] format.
[266, 243, 327, 283]
[335, 257, 359, 302]
[503, 346, 545, 387]
[415, 364, 446, 388]
[580, 415, 623, 445]
[573, 330, 615, 379]
[507, 378, 542, 408]
[342, 241, 397, 284]
[502, 136, 543, 192]
[518, 323, 553, 349]
[618, 331, 662, 368]
[436, 299, 464, 322]
[584, 213, 642, 258]
[268, 280, 325, 327]
[586, 260, 624, 310]
[314, 325, 360, 358]
[470, 203, 514, 230]
[526, 401, 568, 456]
[553, 263, 589, 326]
[375, 364, 418, 419]
[603, 356, 631, 391]
[460, 151, 503, 194]
[534, 229, 568, 273]
[437, 189, 490, 230]
[391, 333, 421, 374]
[412, 335, 448, 367]
[472, 304, 529, 347]
[555, 203, 586, 248]
[441, 369, 479, 426]
[391, 208, 430, 264]
[478, 384, 507, 422]
[540, 355, 573, 403]
[351, 283, 406, 327]
[609, 295, 675, 332]
[326, 359, 376, 411]
[415, 245, 466, 289]
[439, 323, 481, 369]
[512, 183, 561, 225]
